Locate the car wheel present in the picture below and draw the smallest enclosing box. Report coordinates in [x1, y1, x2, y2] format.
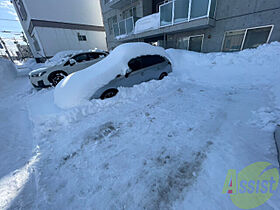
[159, 72, 168, 80]
[49, 72, 67, 86]
[100, 89, 118, 100]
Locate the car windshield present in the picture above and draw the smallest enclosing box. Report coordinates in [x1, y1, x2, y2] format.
[44, 52, 77, 67]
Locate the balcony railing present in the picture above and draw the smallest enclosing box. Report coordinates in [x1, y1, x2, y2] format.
[160, 0, 217, 27]
[113, 16, 138, 38]
[113, 0, 217, 39]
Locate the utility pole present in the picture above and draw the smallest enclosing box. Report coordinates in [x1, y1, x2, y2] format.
[0, 37, 14, 63]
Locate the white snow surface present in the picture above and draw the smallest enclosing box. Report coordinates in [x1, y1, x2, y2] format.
[54, 43, 170, 109]
[134, 13, 160, 34]
[0, 58, 17, 89]
[1, 42, 280, 209]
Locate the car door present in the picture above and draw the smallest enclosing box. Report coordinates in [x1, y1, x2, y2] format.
[86, 52, 107, 67]
[135, 55, 168, 81]
[117, 55, 168, 87]
[66, 53, 91, 74]
[116, 56, 145, 87]
[140, 55, 170, 80]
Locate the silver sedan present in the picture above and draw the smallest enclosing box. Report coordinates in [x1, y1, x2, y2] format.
[91, 54, 172, 100]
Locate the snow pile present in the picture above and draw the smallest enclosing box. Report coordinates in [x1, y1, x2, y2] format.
[44, 50, 80, 67]
[116, 34, 128, 40]
[134, 13, 160, 34]
[166, 42, 280, 88]
[4, 42, 279, 209]
[0, 58, 17, 88]
[16, 58, 45, 76]
[54, 43, 170, 109]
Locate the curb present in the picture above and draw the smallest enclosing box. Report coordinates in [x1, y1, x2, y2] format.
[274, 125, 280, 167]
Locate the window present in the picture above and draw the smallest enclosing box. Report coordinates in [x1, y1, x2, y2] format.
[222, 30, 246, 52]
[243, 26, 272, 49]
[141, 55, 166, 69]
[88, 53, 99, 60]
[119, 20, 126, 35]
[128, 57, 142, 71]
[122, 7, 136, 20]
[177, 36, 189, 50]
[222, 26, 273, 52]
[16, 0, 27, 21]
[104, 0, 110, 4]
[77, 33, 87, 41]
[189, 35, 203, 52]
[125, 17, 134, 34]
[73, 54, 89, 63]
[128, 55, 166, 71]
[160, 1, 173, 26]
[159, 0, 216, 27]
[190, 0, 210, 19]
[174, 0, 189, 24]
[88, 52, 107, 60]
[209, 0, 217, 18]
[108, 16, 117, 35]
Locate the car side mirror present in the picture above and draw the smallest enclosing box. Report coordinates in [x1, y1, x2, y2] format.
[69, 59, 76, 66]
[125, 68, 132, 78]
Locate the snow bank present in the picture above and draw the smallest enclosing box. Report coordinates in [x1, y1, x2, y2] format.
[0, 58, 17, 88]
[54, 43, 169, 109]
[16, 58, 45, 76]
[166, 42, 280, 88]
[134, 13, 160, 34]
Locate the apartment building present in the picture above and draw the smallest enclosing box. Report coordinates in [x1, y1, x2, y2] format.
[100, 0, 280, 52]
[12, 0, 107, 62]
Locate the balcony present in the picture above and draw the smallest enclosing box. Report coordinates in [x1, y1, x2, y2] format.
[114, 0, 217, 40]
[159, 0, 217, 27]
[108, 0, 138, 9]
[113, 17, 139, 38]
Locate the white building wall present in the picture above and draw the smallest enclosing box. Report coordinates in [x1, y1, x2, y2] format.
[35, 27, 107, 57]
[12, 0, 107, 60]
[23, 0, 104, 26]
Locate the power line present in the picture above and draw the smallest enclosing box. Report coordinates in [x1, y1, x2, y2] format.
[0, 30, 23, 34]
[0, 18, 19, 22]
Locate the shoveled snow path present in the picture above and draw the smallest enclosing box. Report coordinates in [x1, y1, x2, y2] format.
[0, 78, 37, 210]
[28, 76, 280, 209]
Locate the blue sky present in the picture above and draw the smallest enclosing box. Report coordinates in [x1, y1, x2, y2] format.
[0, 0, 23, 54]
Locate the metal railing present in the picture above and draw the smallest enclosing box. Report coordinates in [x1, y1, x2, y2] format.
[159, 0, 217, 27]
[113, 16, 136, 37]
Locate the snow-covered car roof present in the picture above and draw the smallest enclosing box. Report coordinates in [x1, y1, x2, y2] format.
[44, 49, 107, 67]
[54, 42, 170, 109]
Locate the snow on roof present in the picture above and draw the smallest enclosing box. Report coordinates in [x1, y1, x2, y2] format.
[54, 42, 170, 109]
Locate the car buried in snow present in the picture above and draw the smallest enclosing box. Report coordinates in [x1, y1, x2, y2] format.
[29, 50, 108, 89]
[54, 43, 173, 109]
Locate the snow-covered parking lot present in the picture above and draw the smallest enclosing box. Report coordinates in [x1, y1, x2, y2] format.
[1, 43, 280, 209]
